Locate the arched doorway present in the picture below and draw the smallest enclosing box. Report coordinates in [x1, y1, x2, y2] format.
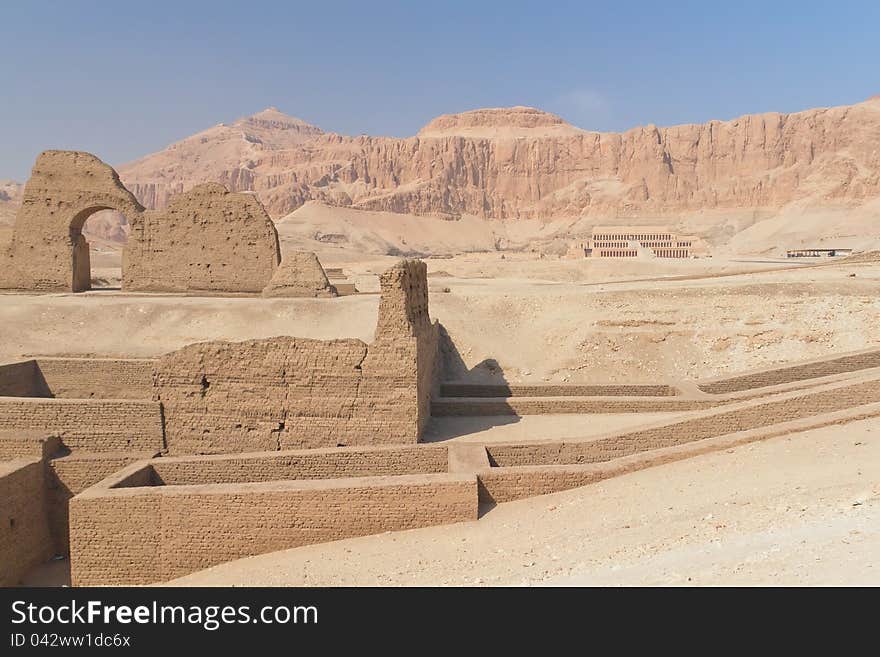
[69, 206, 131, 292]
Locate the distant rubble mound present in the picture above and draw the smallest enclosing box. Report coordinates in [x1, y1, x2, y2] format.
[262, 251, 337, 298]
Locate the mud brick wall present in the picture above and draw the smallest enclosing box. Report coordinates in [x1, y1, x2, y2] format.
[154, 336, 419, 453]
[154, 260, 438, 454]
[124, 183, 280, 293]
[433, 397, 713, 415]
[33, 357, 156, 399]
[0, 459, 53, 585]
[698, 350, 880, 394]
[439, 383, 678, 398]
[374, 259, 438, 436]
[70, 472, 478, 585]
[0, 431, 60, 460]
[47, 453, 154, 554]
[487, 378, 880, 466]
[0, 360, 50, 397]
[152, 444, 449, 485]
[0, 398, 164, 451]
[477, 465, 609, 504]
[0, 151, 145, 292]
[0, 150, 281, 293]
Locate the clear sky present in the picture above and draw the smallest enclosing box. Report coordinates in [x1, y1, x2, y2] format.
[2, 0, 879, 180]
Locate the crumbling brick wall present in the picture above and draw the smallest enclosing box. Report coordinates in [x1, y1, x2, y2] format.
[154, 260, 438, 454]
[0, 151, 145, 292]
[47, 452, 153, 554]
[151, 444, 449, 485]
[69, 469, 477, 585]
[31, 357, 156, 399]
[0, 431, 60, 460]
[0, 151, 280, 294]
[125, 183, 280, 293]
[0, 398, 164, 452]
[698, 348, 880, 394]
[374, 259, 438, 437]
[0, 458, 53, 585]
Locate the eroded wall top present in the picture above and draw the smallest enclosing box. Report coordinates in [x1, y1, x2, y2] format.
[376, 259, 431, 340]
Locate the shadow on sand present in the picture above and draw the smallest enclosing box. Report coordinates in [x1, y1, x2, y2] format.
[426, 324, 521, 441]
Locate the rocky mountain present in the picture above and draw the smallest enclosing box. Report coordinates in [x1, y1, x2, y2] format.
[4, 99, 880, 254]
[119, 107, 325, 211]
[116, 100, 880, 233]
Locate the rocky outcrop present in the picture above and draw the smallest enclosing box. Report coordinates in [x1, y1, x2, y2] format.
[261, 251, 336, 298]
[116, 99, 880, 224]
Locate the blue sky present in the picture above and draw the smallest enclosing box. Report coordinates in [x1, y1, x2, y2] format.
[2, 0, 879, 179]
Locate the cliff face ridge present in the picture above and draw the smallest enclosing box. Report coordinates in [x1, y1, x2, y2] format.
[115, 99, 880, 225]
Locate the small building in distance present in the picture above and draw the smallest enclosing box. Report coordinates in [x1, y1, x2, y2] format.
[572, 226, 700, 258]
[786, 248, 854, 258]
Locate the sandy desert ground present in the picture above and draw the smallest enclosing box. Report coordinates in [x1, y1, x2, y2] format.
[2, 249, 878, 384]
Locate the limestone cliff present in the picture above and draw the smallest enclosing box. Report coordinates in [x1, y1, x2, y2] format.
[116, 99, 880, 227]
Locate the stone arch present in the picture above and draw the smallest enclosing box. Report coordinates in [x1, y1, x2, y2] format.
[0, 150, 281, 294]
[0, 151, 145, 292]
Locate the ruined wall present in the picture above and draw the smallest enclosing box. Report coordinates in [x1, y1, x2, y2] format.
[0, 459, 53, 585]
[0, 151, 144, 292]
[70, 471, 478, 585]
[698, 349, 880, 394]
[33, 357, 155, 399]
[433, 397, 714, 415]
[124, 183, 280, 293]
[47, 453, 152, 554]
[439, 383, 679, 397]
[374, 259, 438, 437]
[486, 378, 880, 467]
[152, 444, 449, 485]
[0, 398, 164, 452]
[154, 260, 438, 454]
[261, 251, 336, 297]
[0, 431, 60, 460]
[0, 151, 280, 294]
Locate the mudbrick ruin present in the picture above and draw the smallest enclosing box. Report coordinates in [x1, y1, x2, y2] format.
[0, 151, 282, 294]
[3, 150, 880, 586]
